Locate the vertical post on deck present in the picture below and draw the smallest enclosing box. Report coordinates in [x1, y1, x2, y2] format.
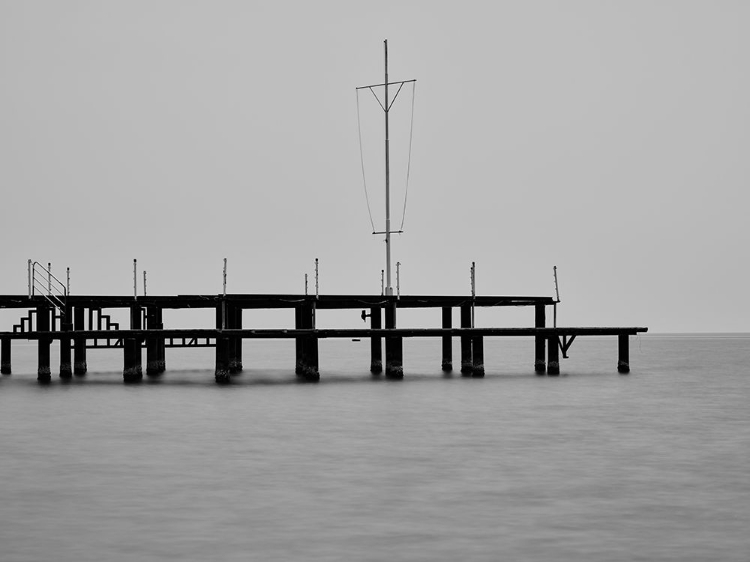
[59, 304, 73, 378]
[146, 307, 164, 376]
[123, 304, 143, 382]
[295, 300, 319, 381]
[370, 306, 382, 374]
[37, 305, 51, 382]
[1, 337, 11, 375]
[460, 303, 473, 375]
[547, 334, 560, 376]
[535, 304, 546, 374]
[215, 303, 230, 384]
[384, 299, 403, 378]
[74, 305, 87, 375]
[618, 334, 630, 373]
[441, 307, 452, 372]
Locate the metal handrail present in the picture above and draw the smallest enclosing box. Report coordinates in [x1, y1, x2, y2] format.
[28, 260, 67, 316]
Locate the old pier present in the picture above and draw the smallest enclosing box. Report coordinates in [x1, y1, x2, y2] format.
[0, 292, 646, 383]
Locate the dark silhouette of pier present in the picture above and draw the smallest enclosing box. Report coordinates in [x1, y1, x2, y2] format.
[0, 293, 646, 383]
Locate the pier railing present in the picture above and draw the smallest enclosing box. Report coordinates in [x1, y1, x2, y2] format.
[27, 260, 67, 316]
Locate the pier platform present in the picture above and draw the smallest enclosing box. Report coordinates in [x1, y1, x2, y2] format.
[0, 293, 647, 383]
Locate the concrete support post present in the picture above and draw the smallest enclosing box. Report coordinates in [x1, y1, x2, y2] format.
[547, 335, 560, 376]
[535, 304, 546, 374]
[618, 334, 630, 374]
[370, 306, 382, 374]
[59, 305, 73, 378]
[73, 306, 87, 375]
[295, 301, 319, 381]
[37, 305, 51, 382]
[215, 301, 230, 384]
[384, 300, 403, 379]
[441, 307, 452, 372]
[228, 304, 243, 374]
[146, 307, 165, 376]
[460, 304, 473, 375]
[123, 305, 143, 382]
[472, 336, 485, 377]
[1, 337, 11, 375]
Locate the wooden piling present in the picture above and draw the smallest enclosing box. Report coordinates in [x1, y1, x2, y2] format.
[146, 307, 165, 375]
[123, 305, 143, 382]
[73, 306, 87, 375]
[618, 334, 630, 373]
[59, 306, 73, 378]
[441, 307, 452, 372]
[547, 335, 560, 376]
[460, 304, 473, 375]
[384, 300, 403, 379]
[295, 301, 319, 381]
[1, 337, 11, 375]
[472, 336, 485, 377]
[535, 304, 546, 374]
[37, 305, 51, 382]
[370, 306, 382, 374]
[215, 302, 230, 383]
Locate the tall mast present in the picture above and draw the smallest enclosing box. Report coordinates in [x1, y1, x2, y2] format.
[384, 40, 392, 295]
[355, 41, 415, 296]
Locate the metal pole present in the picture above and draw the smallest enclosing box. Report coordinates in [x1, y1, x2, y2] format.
[28, 259, 32, 298]
[315, 258, 319, 299]
[381, 270, 384, 296]
[143, 271, 147, 297]
[223, 258, 227, 297]
[471, 262, 476, 328]
[48, 263, 52, 295]
[67, 267, 70, 295]
[384, 39, 392, 296]
[396, 262, 401, 299]
[553, 265, 560, 328]
[133, 259, 137, 300]
[305, 273, 308, 296]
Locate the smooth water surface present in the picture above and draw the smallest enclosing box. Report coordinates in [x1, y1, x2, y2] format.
[1, 335, 748, 561]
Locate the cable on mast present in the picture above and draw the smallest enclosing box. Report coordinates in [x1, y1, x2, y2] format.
[356, 89, 377, 232]
[399, 81, 417, 232]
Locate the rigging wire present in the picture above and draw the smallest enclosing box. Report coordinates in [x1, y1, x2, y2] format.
[399, 81, 417, 232]
[356, 89, 377, 232]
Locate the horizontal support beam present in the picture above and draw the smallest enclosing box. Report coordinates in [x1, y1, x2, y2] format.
[1, 327, 648, 341]
[0, 294, 556, 310]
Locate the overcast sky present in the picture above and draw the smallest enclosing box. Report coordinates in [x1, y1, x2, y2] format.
[1, 1, 748, 333]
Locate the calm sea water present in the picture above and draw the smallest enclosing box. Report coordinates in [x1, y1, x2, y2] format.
[1, 335, 748, 561]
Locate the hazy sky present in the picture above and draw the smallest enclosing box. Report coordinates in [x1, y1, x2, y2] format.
[1, 1, 748, 333]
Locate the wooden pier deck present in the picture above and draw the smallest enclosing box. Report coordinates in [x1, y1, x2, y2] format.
[0, 293, 647, 383]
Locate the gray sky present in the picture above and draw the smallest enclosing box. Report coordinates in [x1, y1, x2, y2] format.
[1, 1, 748, 333]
